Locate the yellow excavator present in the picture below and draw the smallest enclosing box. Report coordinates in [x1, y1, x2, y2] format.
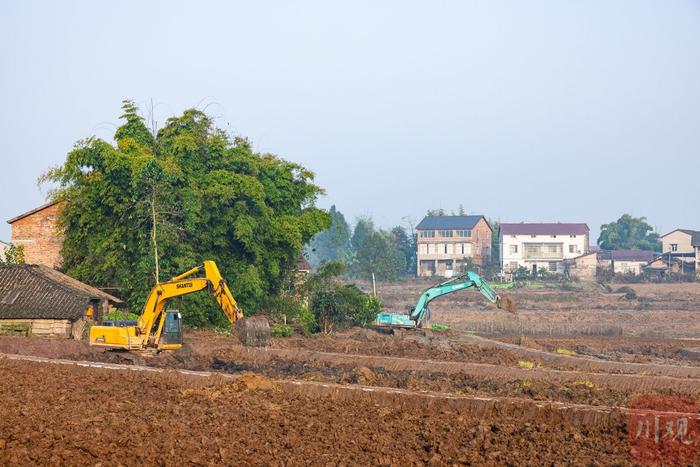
[89, 261, 267, 351]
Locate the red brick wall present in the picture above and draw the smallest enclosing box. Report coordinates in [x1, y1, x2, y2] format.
[471, 218, 493, 266]
[10, 202, 65, 268]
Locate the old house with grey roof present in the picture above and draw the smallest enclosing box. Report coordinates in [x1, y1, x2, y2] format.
[0, 264, 122, 339]
[415, 215, 492, 277]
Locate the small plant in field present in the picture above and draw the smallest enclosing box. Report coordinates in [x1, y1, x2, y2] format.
[517, 360, 534, 369]
[212, 327, 233, 337]
[430, 323, 449, 331]
[554, 347, 576, 356]
[271, 323, 293, 338]
[572, 380, 595, 389]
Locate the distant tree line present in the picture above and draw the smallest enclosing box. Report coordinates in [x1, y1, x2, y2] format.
[306, 206, 415, 281]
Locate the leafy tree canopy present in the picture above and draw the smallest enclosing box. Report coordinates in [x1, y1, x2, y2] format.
[597, 214, 660, 251]
[351, 221, 406, 281]
[40, 101, 330, 325]
[306, 205, 351, 266]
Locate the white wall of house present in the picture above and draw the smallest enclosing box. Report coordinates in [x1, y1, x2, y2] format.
[0, 241, 9, 259]
[661, 231, 695, 254]
[501, 233, 588, 274]
[612, 260, 647, 275]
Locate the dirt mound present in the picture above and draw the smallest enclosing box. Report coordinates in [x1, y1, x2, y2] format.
[234, 372, 275, 391]
[236, 316, 271, 347]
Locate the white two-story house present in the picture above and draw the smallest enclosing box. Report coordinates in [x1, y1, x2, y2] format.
[500, 223, 589, 275]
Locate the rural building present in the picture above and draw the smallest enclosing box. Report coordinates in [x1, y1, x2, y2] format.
[7, 200, 66, 269]
[0, 240, 9, 259]
[661, 228, 699, 255]
[500, 223, 589, 275]
[0, 264, 122, 339]
[415, 215, 492, 277]
[564, 251, 597, 281]
[598, 249, 655, 275]
[695, 233, 700, 274]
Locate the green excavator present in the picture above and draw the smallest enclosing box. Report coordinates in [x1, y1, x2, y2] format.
[375, 271, 516, 329]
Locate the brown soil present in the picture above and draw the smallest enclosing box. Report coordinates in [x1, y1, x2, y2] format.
[0, 357, 632, 466]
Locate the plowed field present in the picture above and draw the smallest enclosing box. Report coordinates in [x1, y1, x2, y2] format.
[1, 281, 700, 464]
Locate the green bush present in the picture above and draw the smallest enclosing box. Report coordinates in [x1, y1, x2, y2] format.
[352, 295, 382, 327]
[271, 323, 293, 338]
[295, 306, 317, 335]
[102, 310, 140, 321]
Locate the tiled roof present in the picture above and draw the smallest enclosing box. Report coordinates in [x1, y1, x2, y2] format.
[597, 249, 655, 262]
[500, 223, 589, 236]
[416, 215, 485, 230]
[660, 228, 700, 238]
[0, 265, 121, 320]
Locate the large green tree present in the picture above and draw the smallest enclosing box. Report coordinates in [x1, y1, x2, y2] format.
[351, 220, 406, 282]
[41, 101, 330, 325]
[306, 205, 351, 266]
[597, 214, 660, 251]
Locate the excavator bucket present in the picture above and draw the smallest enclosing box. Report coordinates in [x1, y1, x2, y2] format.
[497, 295, 517, 315]
[236, 316, 271, 347]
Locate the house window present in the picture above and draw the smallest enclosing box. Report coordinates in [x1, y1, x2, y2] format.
[438, 230, 453, 238]
[457, 229, 471, 237]
[419, 244, 428, 255]
[551, 235, 557, 238]
[548, 261, 558, 272]
[511, 235, 516, 238]
[569, 245, 576, 254]
[509, 261, 518, 271]
[444, 244, 451, 254]
[530, 235, 536, 238]
[419, 230, 435, 238]
[570, 235, 577, 238]
[509, 244, 518, 254]
[671, 244, 678, 252]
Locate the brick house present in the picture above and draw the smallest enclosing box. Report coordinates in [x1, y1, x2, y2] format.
[6, 200, 66, 268]
[0, 264, 122, 338]
[500, 223, 590, 275]
[415, 215, 492, 277]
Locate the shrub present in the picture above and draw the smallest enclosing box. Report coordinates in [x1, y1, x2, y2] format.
[271, 323, 293, 338]
[352, 295, 382, 327]
[102, 309, 140, 321]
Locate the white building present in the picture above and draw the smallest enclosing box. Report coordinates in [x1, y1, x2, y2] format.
[661, 229, 698, 254]
[500, 223, 590, 275]
[0, 240, 9, 260]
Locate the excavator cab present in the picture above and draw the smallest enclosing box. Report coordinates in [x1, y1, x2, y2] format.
[160, 310, 182, 347]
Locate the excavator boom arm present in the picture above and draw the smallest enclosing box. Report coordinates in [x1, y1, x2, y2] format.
[376, 270, 507, 329]
[136, 261, 243, 344]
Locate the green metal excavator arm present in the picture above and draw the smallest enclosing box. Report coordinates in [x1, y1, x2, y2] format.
[375, 271, 500, 329]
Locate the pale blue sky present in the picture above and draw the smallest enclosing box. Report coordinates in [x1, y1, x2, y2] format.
[1, 1, 699, 242]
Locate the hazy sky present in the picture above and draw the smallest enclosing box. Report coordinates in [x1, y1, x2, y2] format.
[1, 1, 699, 242]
